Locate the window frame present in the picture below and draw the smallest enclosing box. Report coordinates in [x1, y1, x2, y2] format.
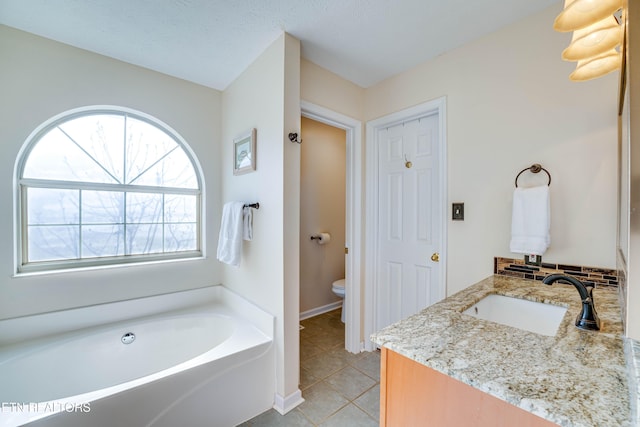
[15, 106, 205, 274]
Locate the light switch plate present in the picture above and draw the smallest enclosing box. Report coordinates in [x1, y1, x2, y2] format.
[452, 203, 464, 220]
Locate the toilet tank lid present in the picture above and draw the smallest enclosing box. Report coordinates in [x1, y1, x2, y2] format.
[332, 279, 345, 288]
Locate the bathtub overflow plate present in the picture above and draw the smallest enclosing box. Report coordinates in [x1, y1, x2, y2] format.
[121, 332, 136, 344]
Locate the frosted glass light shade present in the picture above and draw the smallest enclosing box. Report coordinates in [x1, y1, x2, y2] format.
[554, 0, 622, 32]
[562, 15, 622, 61]
[569, 49, 622, 81]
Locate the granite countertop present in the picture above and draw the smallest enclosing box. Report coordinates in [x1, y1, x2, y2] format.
[371, 275, 630, 427]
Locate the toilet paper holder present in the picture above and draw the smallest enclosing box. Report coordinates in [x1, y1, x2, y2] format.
[310, 233, 331, 244]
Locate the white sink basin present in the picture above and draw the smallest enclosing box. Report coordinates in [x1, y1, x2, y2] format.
[462, 294, 567, 337]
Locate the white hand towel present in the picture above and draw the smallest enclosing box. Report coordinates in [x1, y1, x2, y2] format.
[510, 185, 550, 256]
[217, 201, 245, 266]
[243, 206, 253, 241]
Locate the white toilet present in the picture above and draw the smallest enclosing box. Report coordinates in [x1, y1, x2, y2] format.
[332, 278, 346, 323]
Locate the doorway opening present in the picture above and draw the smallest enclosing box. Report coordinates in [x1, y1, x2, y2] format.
[299, 116, 346, 321]
[300, 101, 362, 353]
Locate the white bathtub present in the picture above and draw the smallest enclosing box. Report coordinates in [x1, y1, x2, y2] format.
[0, 285, 275, 427]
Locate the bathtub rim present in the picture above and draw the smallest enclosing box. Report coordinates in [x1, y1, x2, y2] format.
[0, 285, 275, 427]
[0, 284, 274, 347]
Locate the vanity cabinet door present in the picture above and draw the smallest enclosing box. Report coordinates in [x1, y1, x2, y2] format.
[379, 348, 558, 427]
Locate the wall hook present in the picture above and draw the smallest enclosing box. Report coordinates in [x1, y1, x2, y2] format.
[288, 132, 302, 144]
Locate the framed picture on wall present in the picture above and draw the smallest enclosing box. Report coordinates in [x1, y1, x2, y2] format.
[233, 128, 256, 175]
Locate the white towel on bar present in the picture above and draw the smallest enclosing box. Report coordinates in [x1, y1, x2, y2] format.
[510, 185, 550, 256]
[217, 201, 245, 266]
[243, 206, 253, 241]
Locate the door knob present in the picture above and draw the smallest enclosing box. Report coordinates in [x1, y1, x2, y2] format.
[431, 252, 440, 262]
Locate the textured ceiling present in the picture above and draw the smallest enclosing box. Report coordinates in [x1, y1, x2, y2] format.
[0, 0, 560, 90]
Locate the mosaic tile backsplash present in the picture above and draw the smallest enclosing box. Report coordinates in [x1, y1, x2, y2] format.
[494, 257, 618, 287]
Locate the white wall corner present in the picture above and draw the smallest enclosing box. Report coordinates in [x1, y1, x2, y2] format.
[273, 389, 304, 415]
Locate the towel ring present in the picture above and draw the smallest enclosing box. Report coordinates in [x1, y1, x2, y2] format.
[514, 164, 551, 188]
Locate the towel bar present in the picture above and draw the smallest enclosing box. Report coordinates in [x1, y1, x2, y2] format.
[244, 203, 260, 209]
[515, 164, 551, 188]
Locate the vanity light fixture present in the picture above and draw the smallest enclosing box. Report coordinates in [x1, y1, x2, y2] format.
[554, 0, 623, 32]
[562, 15, 623, 61]
[553, 0, 624, 81]
[569, 48, 622, 81]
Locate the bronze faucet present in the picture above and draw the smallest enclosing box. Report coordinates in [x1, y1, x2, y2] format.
[542, 274, 600, 331]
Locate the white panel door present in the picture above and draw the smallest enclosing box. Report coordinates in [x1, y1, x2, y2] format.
[376, 113, 442, 331]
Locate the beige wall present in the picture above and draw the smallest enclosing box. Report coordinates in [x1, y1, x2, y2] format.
[221, 33, 301, 402]
[0, 25, 222, 319]
[299, 2, 619, 339]
[364, 3, 619, 295]
[301, 59, 365, 121]
[299, 117, 346, 313]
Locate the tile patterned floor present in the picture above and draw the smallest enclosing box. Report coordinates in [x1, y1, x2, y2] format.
[240, 309, 380, 426]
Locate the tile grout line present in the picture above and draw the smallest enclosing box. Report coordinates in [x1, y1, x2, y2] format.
[244, 309, 380, 426]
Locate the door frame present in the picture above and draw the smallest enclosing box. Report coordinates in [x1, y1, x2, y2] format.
[300, 100, 363, 353]
[364, 97, 448, 351]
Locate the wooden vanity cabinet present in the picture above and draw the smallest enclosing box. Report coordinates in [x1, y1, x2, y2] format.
[379, 347, 558, 427]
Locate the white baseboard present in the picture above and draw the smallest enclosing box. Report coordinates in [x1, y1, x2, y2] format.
[273, 389, 304, 415]
[299, 301, 343, 321]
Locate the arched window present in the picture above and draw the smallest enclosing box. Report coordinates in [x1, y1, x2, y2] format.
[16, 107, 203, 273]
